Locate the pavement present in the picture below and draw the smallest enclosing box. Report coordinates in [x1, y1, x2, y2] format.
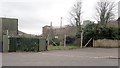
[1, 48, 119, 66]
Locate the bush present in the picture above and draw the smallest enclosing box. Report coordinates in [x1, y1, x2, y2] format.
[94, 27, 119, 40]
[83, 23, 96, 46]
[82, 23, 119, 47]
[83, 23, 119, 40]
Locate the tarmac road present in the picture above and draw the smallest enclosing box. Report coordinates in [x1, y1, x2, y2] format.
[2, 48, 119, 66]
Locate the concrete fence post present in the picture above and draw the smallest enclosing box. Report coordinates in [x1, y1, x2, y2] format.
[39, 38, 47, 51]
[3, 35, 9, 52]
[93, 39, 95, 47]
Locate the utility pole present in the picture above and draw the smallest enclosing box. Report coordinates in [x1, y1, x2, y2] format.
[81, 28, 83, 48]
[47, 34, 50, 46]
[50, 22, 53, 38]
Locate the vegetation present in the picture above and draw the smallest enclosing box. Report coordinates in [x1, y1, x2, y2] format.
[83, 23, 119, 40]
[72, 0, 117, 47]
[69, 0, 82, 28]
[69, 0, 83, 46]
[48, 45, 79, 50]
[95, 0, 116, 25]
[49, 0, 118, 48]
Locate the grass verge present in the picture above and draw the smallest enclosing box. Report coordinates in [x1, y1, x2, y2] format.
[48, 45, 80, 50]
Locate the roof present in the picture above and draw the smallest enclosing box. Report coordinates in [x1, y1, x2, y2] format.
[0, 17, 18, 20]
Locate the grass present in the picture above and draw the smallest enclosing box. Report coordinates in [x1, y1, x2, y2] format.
[48, 45, 80, 50]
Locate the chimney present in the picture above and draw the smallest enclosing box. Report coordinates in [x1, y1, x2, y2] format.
[60, 17, 62, 28]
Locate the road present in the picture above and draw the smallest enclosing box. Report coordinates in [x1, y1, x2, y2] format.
[2, 48, 119, 66]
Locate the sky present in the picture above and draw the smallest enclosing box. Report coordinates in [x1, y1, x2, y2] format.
[118, 1, 120, 17]
[0, 0, 119, 35]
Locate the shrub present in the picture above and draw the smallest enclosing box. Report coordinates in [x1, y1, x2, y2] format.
[81, 23, 119, 47]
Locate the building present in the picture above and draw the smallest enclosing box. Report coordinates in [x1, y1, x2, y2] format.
[53, 25, 77, 36]
[0, 17, 18, 52]
[83, 20, 94, 27]
[42, 25, 77, 39]
[42, 25, 52, 38]
[0, 17, 18, 36]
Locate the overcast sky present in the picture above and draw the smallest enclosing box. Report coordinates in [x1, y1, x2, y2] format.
[0, 0, 119, 35]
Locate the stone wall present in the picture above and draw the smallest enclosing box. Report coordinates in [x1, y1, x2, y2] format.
[94, 39, 120, 48]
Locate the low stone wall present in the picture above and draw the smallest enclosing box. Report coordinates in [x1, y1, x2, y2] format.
[94, 39, 120, 48]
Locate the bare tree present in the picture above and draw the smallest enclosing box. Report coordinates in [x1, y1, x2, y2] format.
[96, 0, 116, 26]
[69, 0, 83, 47]
[70, 0, 82, 32]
